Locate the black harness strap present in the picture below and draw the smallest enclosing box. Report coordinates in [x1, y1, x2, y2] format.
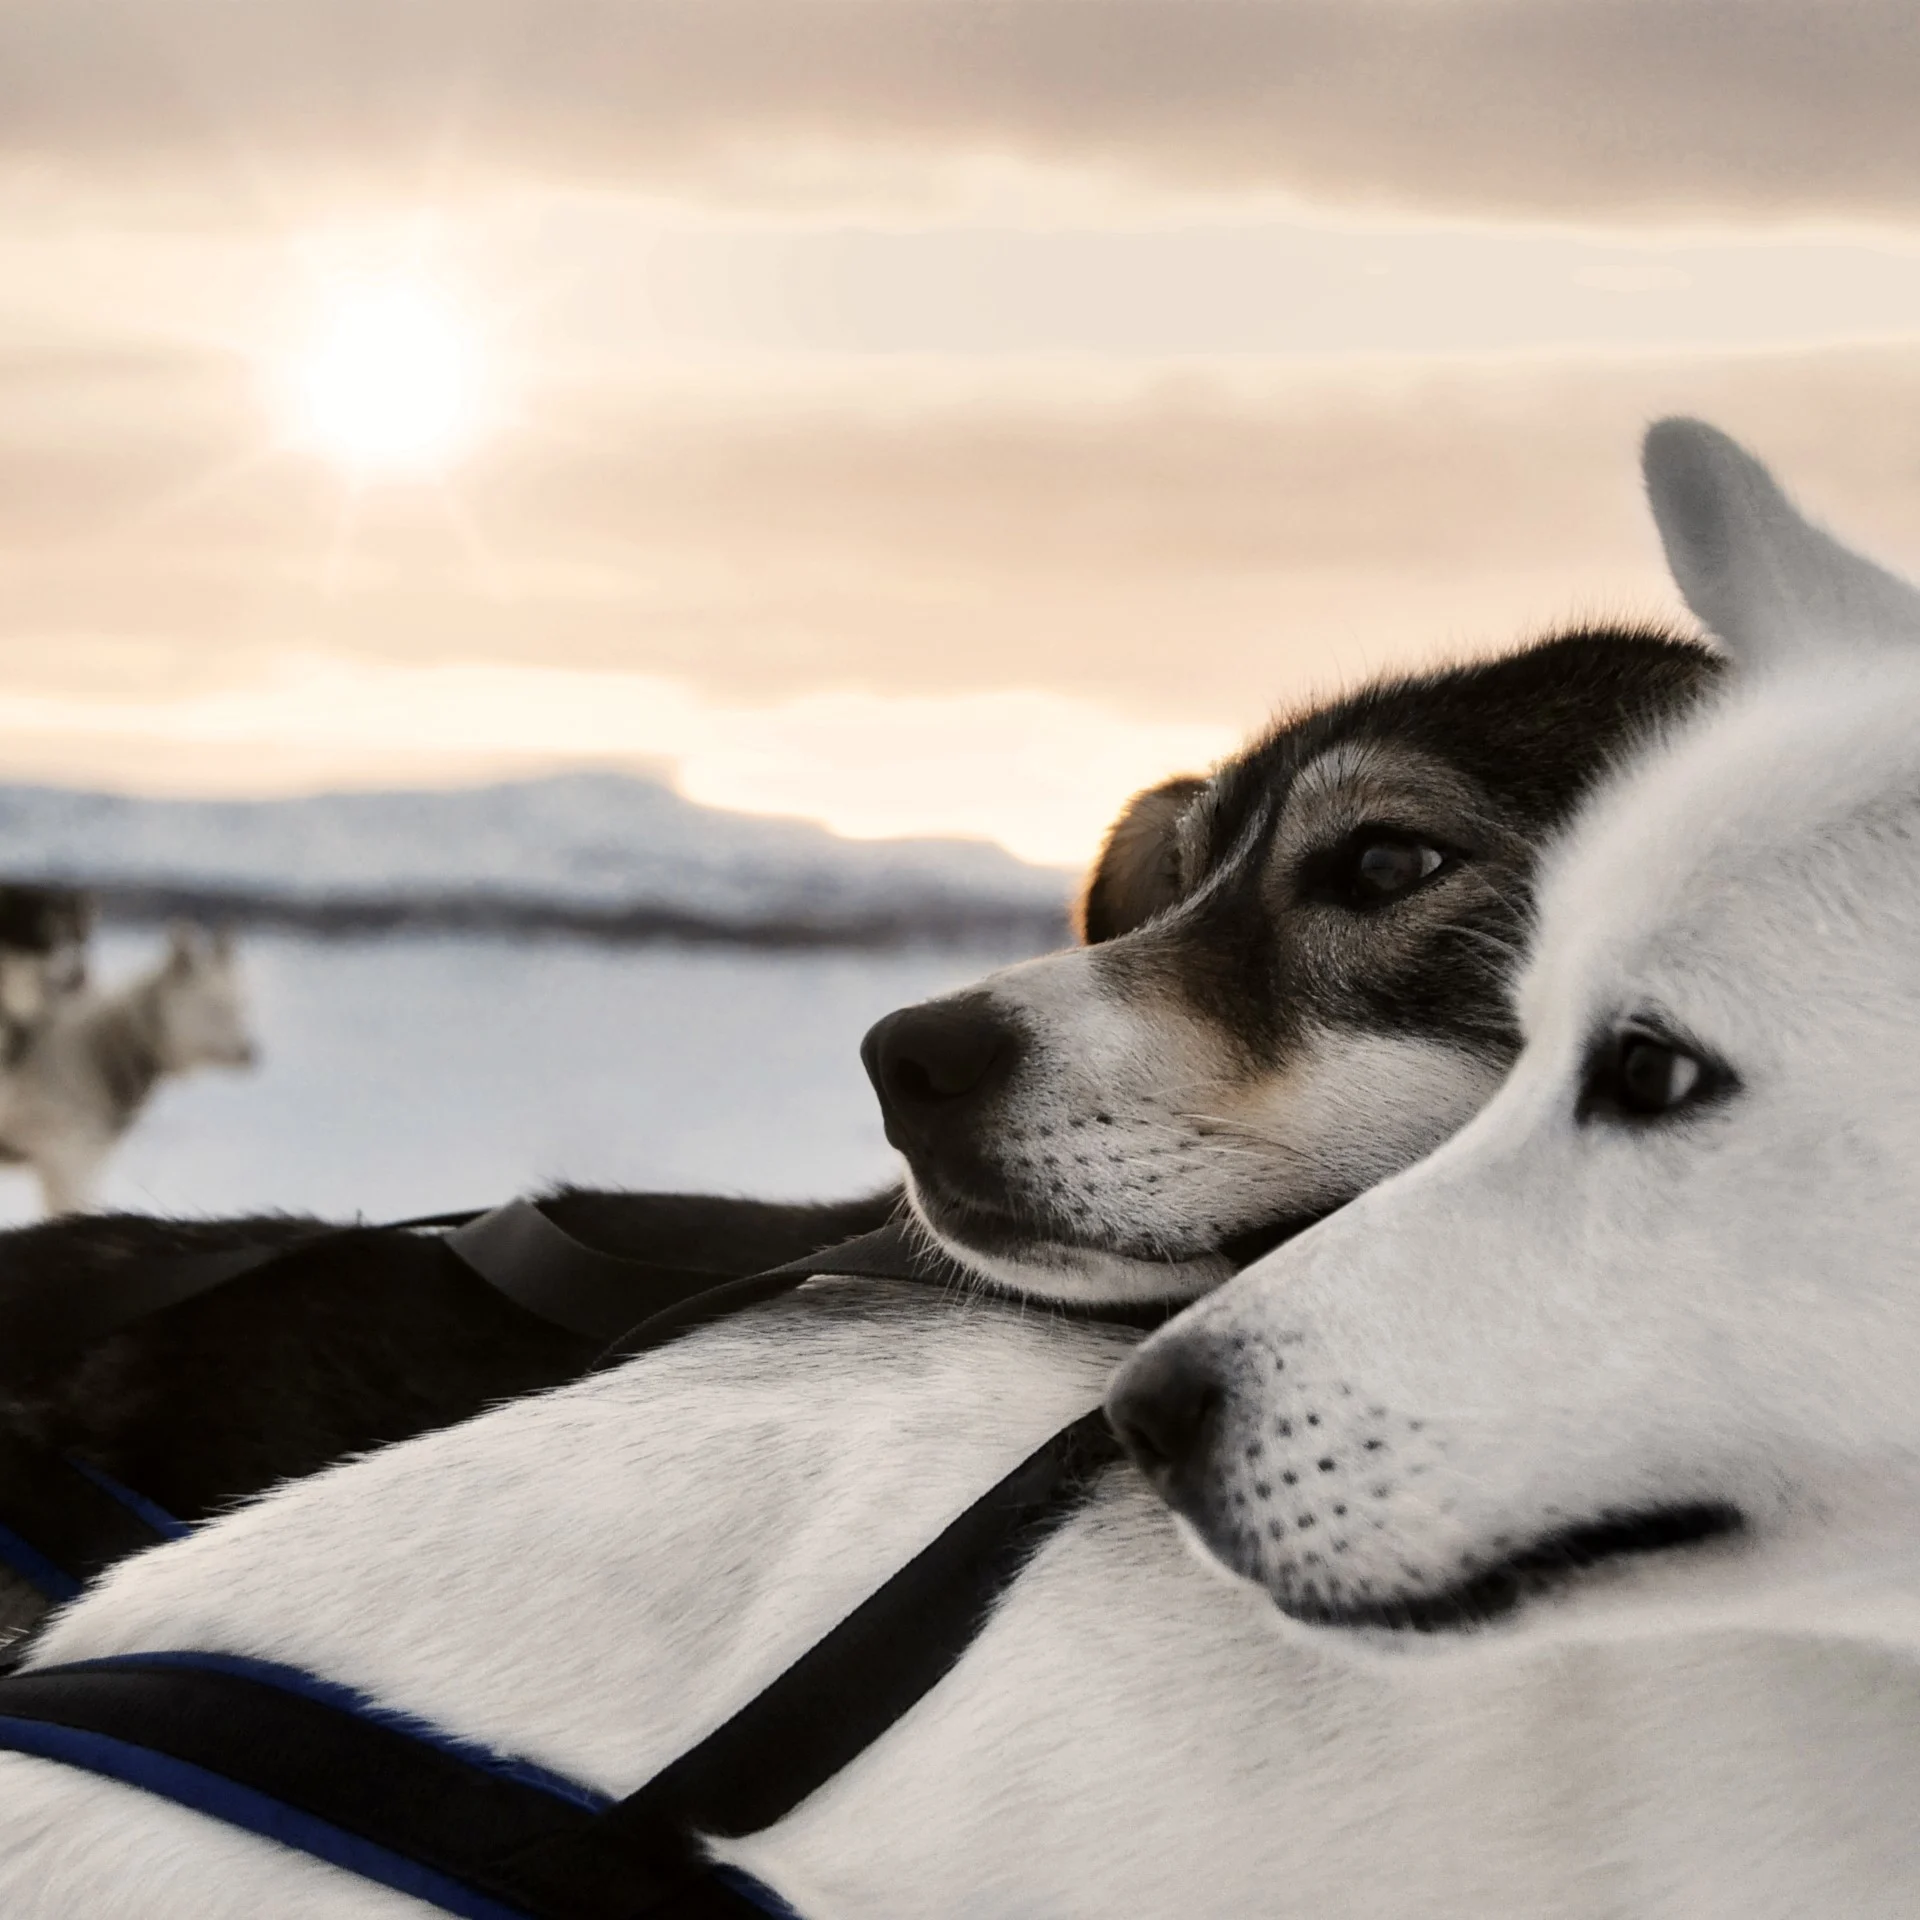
[0, 1197, 897, 1383]
[583, 1410, 1124, 1853]
[0, 1410, 1124, 1919]
[596, 1219, 970, 1366]
[0, 1654, 618, 1920]
[444, 1200, 744, 1344]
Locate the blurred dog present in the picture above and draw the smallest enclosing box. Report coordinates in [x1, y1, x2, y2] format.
[0, 924, 256, 1215]
[865, 628, 1719, 1304]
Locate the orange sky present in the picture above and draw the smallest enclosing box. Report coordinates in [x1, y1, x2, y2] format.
[2, 1, 1918, 866]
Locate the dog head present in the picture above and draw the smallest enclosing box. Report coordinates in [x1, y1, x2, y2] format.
[865, 629, 1718, 1304]
[156, 924, 259, 1072]
[1109, 420, 1920, 1650]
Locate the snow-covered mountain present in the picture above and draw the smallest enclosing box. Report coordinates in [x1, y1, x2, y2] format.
[0, 774, 1077, 946]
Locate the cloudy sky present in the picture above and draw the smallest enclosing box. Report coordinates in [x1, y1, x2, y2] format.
[3, 0, 1918, 866]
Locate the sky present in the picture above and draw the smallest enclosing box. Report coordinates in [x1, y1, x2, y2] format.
[2, 1, 1918, 868]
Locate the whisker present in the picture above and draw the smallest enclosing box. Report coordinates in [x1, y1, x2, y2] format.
[1432, 921, 1526, 967]
[1174, 1111, 1318, 1166]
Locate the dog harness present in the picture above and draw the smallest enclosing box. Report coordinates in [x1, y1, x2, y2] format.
[0, 1227, 1137, 1919]
[0, 1201, 949, 1606]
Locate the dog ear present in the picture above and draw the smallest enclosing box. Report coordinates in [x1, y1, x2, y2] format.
[1643, 417, 1920, 674]
[165, 922, 205, 973]
[1078, 775, 1205, 944]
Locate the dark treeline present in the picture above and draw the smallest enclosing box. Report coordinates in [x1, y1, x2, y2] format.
[87, 883, 1072, 952]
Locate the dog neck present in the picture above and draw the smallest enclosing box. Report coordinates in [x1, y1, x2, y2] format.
[74, 970, 173, 1119]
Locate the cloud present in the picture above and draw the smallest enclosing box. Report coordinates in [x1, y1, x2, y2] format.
[6, 333, 1920, 855]
[4, 336, 1920, 721]
[3, 1, 1919, 223]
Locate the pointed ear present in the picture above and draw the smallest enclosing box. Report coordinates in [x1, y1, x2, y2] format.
[165, 922, 202, 973]
[1643, 417, 1920, 675]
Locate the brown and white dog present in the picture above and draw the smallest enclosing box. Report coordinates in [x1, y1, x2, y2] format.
[0, 627, 1713, 1646]
[863, 628, 1719, 1304]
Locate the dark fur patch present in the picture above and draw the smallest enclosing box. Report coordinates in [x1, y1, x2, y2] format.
[0, 1189, 900, 1527]
[891, 626, 1722, 1272]
[1105, 628, 1719, 1059]
[0, 886, 91, 956]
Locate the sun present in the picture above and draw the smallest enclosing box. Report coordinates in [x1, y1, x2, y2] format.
[288, 280, 484, 477]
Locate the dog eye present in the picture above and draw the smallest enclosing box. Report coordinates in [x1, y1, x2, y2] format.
[1305, 832, 1449, 910]
[1579, 1028, 1730, 1123]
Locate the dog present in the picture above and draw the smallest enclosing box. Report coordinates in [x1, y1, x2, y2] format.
[864, 628, 1717, 1303]
[16, 423, 1920, 1919]
[0, 633, 1710, 1570]
[1108, 421, 1920, 1690]
[0, 924, 257, 1215]
[0, 635, 1710, 1560]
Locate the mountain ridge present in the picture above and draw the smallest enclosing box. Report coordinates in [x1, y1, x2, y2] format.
[0, 772, 1079, 948]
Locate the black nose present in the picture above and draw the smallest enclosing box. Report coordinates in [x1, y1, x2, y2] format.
[860, 993, 1024, 1151]
[1105, 1334, 1225, 1488]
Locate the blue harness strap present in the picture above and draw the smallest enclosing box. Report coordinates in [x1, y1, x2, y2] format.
[0, 1426, 186, 1603]
[0, 1651, 797, 1920]
[0, 1407, 1124, 1919]
[0, 1222, 1148, 1911]
[61, 1457, 192, 1544]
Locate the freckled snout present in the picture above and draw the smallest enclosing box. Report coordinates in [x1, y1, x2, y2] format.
[860, 992, 1025, 1155]
[1106, 1327, 1230, 1494]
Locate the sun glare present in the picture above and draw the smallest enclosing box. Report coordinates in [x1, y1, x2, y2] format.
[290, 281, 483, 477]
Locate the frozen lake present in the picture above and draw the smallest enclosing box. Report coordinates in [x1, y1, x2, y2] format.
[0, 928, 1043, 1226]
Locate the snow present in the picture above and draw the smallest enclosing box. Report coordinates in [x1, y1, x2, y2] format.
[0, 927, 1037, 1227]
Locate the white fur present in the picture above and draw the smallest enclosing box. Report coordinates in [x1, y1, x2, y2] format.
[15, 1280, 1920, 1917]
[911, 936, 1500, 1304]
[20, 420, 1920, 1917]
[1643, 416, 1920, 674]
[1123, 419, 1920, 1674]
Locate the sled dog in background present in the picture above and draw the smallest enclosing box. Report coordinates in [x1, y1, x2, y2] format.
[0, 924, 256, 1215]
[15, 421, 1920, 1920]
[865, 627, 1717, 1302]
[1113, 419, 1920, 1674]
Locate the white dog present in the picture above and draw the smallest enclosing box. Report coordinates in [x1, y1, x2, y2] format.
[1108, 419, 1920, 1669]
[9, 422, 1920, 1920]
